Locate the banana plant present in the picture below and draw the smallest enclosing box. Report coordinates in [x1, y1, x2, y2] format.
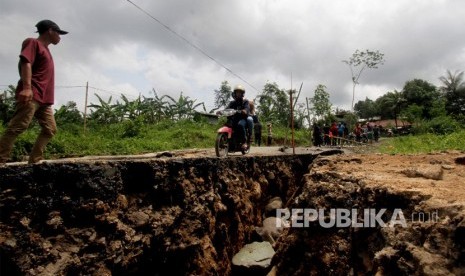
[88, 94, 119, 124]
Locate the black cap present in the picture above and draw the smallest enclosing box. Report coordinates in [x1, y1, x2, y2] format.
[35, 19, 68, 35]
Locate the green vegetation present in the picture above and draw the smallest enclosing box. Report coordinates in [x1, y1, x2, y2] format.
[4, 113, 463, 162]
[1, 64, 464, 161]
[0, 120, 312, 161]
[379, 129, 465, 154]
[1, 117, 463, 161]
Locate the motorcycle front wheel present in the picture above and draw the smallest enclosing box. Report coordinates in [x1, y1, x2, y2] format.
[215, 133, 229, 157]
[241, 144, 250, 155]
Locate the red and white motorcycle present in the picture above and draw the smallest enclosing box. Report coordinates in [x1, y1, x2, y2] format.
[215, 109, 250, 157]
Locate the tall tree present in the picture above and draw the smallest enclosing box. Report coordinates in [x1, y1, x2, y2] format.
[439, 70, 464, 93]
[214, 81, 232, 110]
[342, 49, 385, 110]
[439, 70, 465, 117]
[310, 84, 332, 121]
[257, 82, 289, 126]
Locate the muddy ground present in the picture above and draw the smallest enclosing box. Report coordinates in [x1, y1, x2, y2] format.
[0, 146, 464, 275]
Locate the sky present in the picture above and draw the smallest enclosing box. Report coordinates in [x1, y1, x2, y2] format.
[1, 0, 464, 113]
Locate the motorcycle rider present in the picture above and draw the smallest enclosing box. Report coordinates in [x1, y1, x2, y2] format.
[227, 85, 250, 149]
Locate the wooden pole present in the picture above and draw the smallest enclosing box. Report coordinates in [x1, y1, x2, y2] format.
[83, 81, 89, 133]
[290, 78, 295, 155]
[306, 97, 312, 145]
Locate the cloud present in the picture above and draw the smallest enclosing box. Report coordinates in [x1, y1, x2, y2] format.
[1, 0, 464, 113]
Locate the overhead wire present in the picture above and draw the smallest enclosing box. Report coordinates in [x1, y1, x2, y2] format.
[126, 0, 260, 93]
[1, 83, 212, 104]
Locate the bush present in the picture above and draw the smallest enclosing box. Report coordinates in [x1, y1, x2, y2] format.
[413, 116, 461, 135]
[121, 117, 144, 138]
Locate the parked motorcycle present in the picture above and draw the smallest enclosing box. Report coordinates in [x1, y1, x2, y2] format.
[215, 109, 250, 157]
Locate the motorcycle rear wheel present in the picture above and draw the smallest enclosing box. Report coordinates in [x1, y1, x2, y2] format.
[215, 133, 229, 157]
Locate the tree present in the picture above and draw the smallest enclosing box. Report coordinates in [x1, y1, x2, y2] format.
[140, 89, 170, 123]
[376, 90, 405, 128]
[0, 85, 16, 125]
[165, 92, 204, 120]
[342, 112, 358, 131]
[115, 94, 142, 121]
[88, 94, 119, 124]
[257, 82, 289, 126]
[439, 70, 465, 93]
[354, 97, 377, 119]
[402, 79, 440, 119]
[400, 104, 423, 127]
[214, 81, 232, 110]
[439, 70, 465, 117]
[342, 49, 385, 110]
[54, 101, 83, 125]
[310, 84, 332, 121]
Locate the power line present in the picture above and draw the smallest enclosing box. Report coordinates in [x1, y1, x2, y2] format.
[54, 85, 139, 100]
[126, 0, 260, 93]
[56, 85, 86, 89]
[2, 83, 216, 106]
[87, 86, 138, 100]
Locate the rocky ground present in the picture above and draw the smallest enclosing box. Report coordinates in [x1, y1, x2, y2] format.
[0, 146, 464, 275]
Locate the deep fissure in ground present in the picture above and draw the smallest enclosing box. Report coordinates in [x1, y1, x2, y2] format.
[1, 152, 464, 275]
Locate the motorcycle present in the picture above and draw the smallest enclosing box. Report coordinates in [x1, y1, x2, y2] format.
[215, 108, 250, 157]
[347, 132, 369, 143]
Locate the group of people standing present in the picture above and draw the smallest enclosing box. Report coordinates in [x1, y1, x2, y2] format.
[313, 122, 349, 146]
[312, 121, 380, 147]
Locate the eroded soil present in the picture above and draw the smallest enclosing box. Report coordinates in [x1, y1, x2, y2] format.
[272, 150, 465, 275]
[0, 147, 464, 275]
[0, 152, 315, 275]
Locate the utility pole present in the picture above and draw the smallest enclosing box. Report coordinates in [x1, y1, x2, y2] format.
[306, 97, 313, 145]
[290, 76, 295, 155]
[83, 81, 89, 133]
[289, 88, 295, 154]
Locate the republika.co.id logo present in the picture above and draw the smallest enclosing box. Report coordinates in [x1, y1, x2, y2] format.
[276, 208, 439, 228]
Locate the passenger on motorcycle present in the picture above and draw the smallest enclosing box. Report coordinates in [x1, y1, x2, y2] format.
[227, 85, 250, 150]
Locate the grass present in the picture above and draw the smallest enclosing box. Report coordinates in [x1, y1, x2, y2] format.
[379, 129, 465, 154]
[1, 121, 464, 161]
[0, 120, 312, 161]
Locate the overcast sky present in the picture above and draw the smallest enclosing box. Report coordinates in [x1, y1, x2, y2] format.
[1, 0, 464, 112]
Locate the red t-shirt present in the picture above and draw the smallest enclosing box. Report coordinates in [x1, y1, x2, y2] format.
[16, 38, 55, 104]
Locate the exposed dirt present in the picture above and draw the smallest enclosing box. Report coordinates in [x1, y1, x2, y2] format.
[0, 151, 318, 275]
[272, 150, 465, 275]
[1, 147, 464, 275]
[309, 150, 465, 213]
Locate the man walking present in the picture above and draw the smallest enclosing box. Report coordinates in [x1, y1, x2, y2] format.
[0, 20, 68, 164]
